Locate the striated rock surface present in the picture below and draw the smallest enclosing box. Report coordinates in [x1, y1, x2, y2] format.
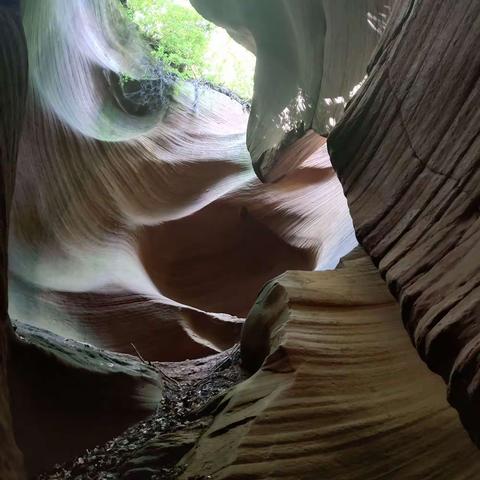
[10, 0, 355, 363]
[179, 249, 480, 479]
[328, 0, 480, 443]
[195, 0, 480, 452]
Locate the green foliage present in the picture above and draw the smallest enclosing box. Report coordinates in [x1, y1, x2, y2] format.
[125, 0, 254, 99]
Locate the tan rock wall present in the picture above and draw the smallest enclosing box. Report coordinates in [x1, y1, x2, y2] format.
[180, 250, 480, 479]
[328, 0, 480, 443]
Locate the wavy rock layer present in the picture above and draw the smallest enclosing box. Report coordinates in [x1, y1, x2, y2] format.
[328, 0, 480, 443]
[11, 278, 243, 362]
[0, 4, 28, 480]
[10, 0, 356, 360]
[180, 249, 480, 479]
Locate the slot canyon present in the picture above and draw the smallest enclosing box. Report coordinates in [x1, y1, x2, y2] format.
[1, 0, 480, 478]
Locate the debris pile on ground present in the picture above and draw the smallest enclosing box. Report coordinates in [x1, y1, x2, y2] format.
[38, 346, 245, 480]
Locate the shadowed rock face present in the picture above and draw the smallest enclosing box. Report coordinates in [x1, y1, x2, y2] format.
[0, 4, 28, 479]
[10, 321, 163, 476]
